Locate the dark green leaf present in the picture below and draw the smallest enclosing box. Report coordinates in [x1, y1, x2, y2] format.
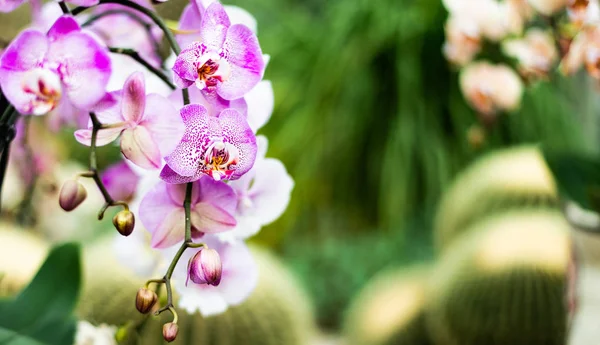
[0, 243, 81, 345]
[542, 149, 600, 211]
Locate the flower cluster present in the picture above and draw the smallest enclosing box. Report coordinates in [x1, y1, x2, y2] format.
[442, 0, 600, 131]
[0, 0, 292, 341]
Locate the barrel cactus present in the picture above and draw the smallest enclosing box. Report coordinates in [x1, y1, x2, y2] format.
[0, 224, 49, 297]
[434, 146, 558, 252]
[78, 241, 315, 345]
[76, 237, 148, 327]
[343, 266, 432, 345]
[426, 210, 571, 345]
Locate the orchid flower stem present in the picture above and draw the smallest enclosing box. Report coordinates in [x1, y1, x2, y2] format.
[154, 182, 201, 319]
[16, 117, 38, 226]
[82, 9, 163, 65]
[109, 47, 175, 89]
[0, 106, 18, 212]
[72, 0, 181, 54]
[58, 1, 71, 14]
[81, 112, 129, 219]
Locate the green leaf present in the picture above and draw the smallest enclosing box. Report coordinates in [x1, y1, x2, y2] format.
[542, 149, 600, 211]
[0, 243, 81, 345]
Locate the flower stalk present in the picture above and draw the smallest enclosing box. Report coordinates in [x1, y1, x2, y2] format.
[79, 112, 129, 220]
[72, 0, 189, 105]
[146, 182, 205, 325]
[108, 47, 175, 89]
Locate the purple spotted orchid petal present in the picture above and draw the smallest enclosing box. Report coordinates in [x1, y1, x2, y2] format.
[200, 2, 230, 51]
[0, 15, 111, 116]
[139, 177, 237, 248]
[166, 235, 258, 316]
[162, 104, 257, 183]
[217, 24, 264, 100]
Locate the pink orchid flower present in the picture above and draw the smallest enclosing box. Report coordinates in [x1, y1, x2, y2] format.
[139, 177, 237, 248]
[172, 1, 265, 100]
[164, 234, 258, 316]
[160, 104, 257, 183]
[0, 15, 111, 116]
[74, 72, 185, 169]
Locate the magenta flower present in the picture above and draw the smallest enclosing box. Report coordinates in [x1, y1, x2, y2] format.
[139, 177, 237, 248]
[101, 160, 141, 202]
[168, 84, 247, 117]
[0, 16, 111, 116]
[160, 104, 257, 183]
[75, 72, 185, 169]
[172, 1, 265, 100]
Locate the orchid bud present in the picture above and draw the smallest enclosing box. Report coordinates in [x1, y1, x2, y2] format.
[187, 248, 222, 286]
[162, 322, 178, 342]
[113, 210, 135, 236]
[135, 288, 157, 314]
[59, 180, 87, 211]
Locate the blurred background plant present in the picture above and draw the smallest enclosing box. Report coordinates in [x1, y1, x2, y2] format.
[2, 0, 600, 343]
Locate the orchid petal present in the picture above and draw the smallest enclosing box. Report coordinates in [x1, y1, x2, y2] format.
[172, 42, 202, 88]
[121, 126, 162, 170]
[160, 164, 201, 184]
[0, 71, 37, 115]
[201, 2, 231, 51]
[74, 126, 124, 146]
[0, 29, 48, 71]
[218, 108, 257, 179]
[164, 104, 210, 176]
[0, 0, 26, 12]
[47, 32, 112, 110]
[121, 72, 146, 123]
[139, 181, 185, 248]
[191, 203, 237, 233]
[47, 15, 80, 40]
[219, 24, 264, 100]
[245, 80, 274, 132]
[141, 94, 185, 157]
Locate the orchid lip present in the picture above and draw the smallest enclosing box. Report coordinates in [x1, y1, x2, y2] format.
[200, 140, 239, 181]
[21, 68, 63, 115]
[195, 52, 231, 90]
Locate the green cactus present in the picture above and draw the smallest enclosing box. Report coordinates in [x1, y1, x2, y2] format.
[426, 210, 571, 345]
[343, 266, 433, 345]
[76, 237, 148, 328]
[434, 146, 559, 253]
[76, 242, 315, 345]
[0, 224, 49, 298]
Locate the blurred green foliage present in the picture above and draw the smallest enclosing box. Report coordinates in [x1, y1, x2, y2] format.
[0, 243, 81, 345]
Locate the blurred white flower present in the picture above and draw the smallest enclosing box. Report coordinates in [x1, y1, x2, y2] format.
[561, 24, 600, 78]
[442, 0, 523, 42]
[503, 28, 558, 79]
[443, 16, 481, 66]
[74, 321, 117, 345]
[460, 61, 524, 116]
[568, 0, 600, 27]
[527, 0, 568, 15]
